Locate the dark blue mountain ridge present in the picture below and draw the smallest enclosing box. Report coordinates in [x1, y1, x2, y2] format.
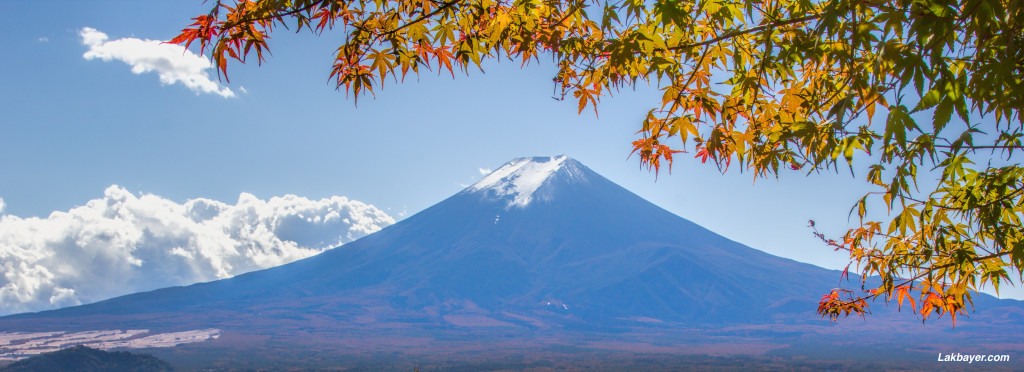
[3, 156, 1023, 358]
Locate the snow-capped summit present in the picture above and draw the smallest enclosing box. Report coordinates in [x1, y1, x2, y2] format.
[468, 155, 586, 208]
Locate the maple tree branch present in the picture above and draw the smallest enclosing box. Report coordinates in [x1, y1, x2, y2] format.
[681, 46, 711, 92]
[551, 1, 584, 28]
[326, 0, 463, 76]
[665, 14, 821, 52]
[825, 250, 1011, 316]
[813, 220, 1009, 272]
[903, 186, 1024, 214]
[384, 0, 463, 37]
[591, 13, 824, 59]
[934, 144, 1024, 151]
[220, 1, 324, 29]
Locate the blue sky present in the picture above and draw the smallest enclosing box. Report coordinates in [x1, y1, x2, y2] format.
[2, 0, 1020, 303]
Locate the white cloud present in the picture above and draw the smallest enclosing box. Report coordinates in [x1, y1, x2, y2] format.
[0, 197, 5, 214]
[478, 168, 492, 176]
[0, 186, 394, 315]
[37, 37, 48, 42]
[79, 27, 235, 98]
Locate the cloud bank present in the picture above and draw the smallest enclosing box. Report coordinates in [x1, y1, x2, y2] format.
[0, 186, 394, 315]
[79, 27, 235, 98]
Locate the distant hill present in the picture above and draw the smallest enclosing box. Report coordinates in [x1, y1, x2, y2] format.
[0, 345, 172, 372]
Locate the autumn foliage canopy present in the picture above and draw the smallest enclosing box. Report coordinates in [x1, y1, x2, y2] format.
[172, 0, 1024, 325]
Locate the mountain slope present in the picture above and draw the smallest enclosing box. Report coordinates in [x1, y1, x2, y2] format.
[7, 156, 834, 323]
[3, 156, 1022, 362]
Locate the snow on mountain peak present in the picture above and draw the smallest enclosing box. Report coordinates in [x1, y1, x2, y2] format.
[469, 155, 577, 207]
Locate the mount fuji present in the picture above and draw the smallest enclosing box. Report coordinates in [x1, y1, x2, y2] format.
[2, 156, 1023, 367]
